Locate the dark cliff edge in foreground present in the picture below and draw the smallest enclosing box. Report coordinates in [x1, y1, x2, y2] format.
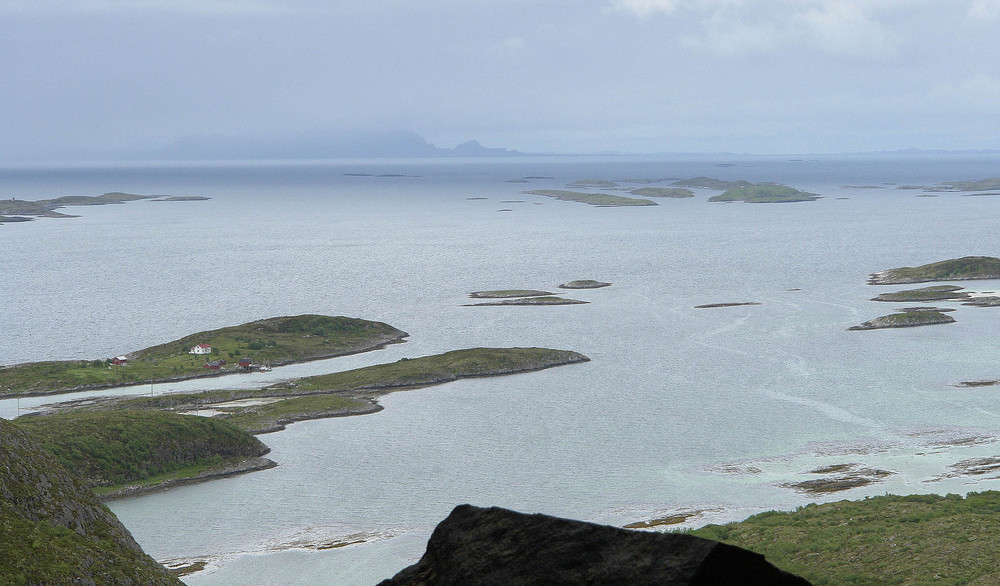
[378, 504, 811, 585]
[0, 418, 180, 584]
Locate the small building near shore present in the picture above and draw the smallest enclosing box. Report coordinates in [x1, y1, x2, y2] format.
[111, 356, 128, 366]
[204, 359, 226, 370]
[190, 344, 212, 355]
[238, 357, 253, 371]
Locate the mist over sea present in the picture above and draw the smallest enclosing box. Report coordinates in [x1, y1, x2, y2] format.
[3, 154, 1000, 584]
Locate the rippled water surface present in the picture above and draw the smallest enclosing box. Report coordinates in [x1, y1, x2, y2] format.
[4, 154, 1000, 584]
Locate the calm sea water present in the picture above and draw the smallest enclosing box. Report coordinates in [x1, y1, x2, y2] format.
[4, 154, 1000, 584]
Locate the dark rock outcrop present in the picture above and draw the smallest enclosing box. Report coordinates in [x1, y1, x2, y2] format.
[378, 504, 811, 585]
[0, 418, 180, 584]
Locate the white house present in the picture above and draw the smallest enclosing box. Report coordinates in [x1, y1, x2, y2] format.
[190, 343, 212, 355]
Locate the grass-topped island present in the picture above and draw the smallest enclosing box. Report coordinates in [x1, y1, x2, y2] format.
[707, 183, 821, 203]
[868, 256, 1000, 285]
[522, 190, 657, 207]
[870, 285, 970, 302]
[848, 310, 956, 330]
[469, 290, 555, 298]
[0, 315, 408, 397]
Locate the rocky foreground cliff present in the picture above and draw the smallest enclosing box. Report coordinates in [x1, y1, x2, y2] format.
[379, 504, 811, 585]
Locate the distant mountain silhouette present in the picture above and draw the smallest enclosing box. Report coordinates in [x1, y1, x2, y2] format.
[160, 131, 523, 159]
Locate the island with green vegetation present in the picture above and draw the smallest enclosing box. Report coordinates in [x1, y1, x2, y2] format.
[469, 290, 554, 298]
[15, 410, 273, 499]
[708, 183, 821, 203]
[0, 192, 160, 224]
[688, 491, 1000, 585]
[936, 178, 1000, 191]
[465, 296, 588, 306]
[871, 285, 970, 302]
[41, 348, 590, 435]
[672, 177, 754, 190]
[964, 296, 1000, 307]
[0, 315, 408, 397]
[0, 418, 181, 584]
[558, 280, 611, 289]
[848, 310, 956, 330]
[868, 256, 1000, 285]
[566, 179, 618, 188]
[695, 302, 762, 309]
[627, 187, 694, 198]
[522, 190, 657, 207]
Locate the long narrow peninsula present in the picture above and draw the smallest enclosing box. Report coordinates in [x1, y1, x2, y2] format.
[42, 347, 590, 435]
[0, 315, 408, 397]
[522, 190, 657, 207]
[0, 192, 205, 224]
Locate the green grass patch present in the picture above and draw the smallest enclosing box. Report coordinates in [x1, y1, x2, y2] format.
[15, 410, 268, 488]
[689, 491, 1000, 585]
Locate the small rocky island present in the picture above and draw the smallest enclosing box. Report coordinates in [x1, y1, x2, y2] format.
[871, 285, 970, 302]
[465, 296, 588, 306]
[708, 183, 820, 203]
[627, 187, 694, 198]
[522, 189, 657, 207]
[469, 289, 554, 298]
[868, 256, 1000, 285]
[669, 177, 820, 202]
[558, 280, 611, 289]
[567, 179, 618, 188]
[848, 310, 956, 330]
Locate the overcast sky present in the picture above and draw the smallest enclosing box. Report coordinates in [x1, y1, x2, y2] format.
[2, 0, 999, 158]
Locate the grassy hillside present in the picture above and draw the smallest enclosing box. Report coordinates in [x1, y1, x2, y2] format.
[0, 314, 408, 397]
[16, 410, 270, 490]
[0, 418, 180, 584]
[689, 492, 1000, 585]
